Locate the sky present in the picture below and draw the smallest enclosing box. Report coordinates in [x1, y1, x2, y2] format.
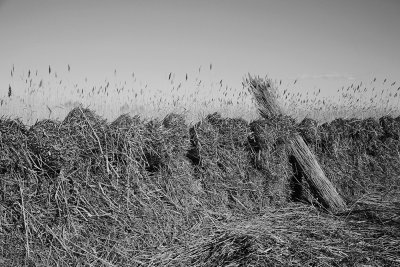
[0, 0, 399, 122]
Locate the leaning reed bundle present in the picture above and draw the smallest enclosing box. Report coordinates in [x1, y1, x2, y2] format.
[246, 74, 347, 213]
[288, 134, 347, 211]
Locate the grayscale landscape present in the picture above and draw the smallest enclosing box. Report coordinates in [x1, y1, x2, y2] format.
[1, 1, 400, 266]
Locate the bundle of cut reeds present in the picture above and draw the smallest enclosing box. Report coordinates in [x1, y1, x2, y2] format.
[246, 75, 347, 213]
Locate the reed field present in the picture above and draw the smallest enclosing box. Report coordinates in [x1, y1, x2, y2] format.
[1, 68, 400, 266]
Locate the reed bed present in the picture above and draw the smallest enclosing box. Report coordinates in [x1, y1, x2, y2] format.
[1, 102, 400, 266]
[1, 67, 400, 266]
[4, 66, 400, 125]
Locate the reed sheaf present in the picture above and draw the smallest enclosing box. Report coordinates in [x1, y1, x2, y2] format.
[1, 79, 400, 266]
[246, 75, 346, 213]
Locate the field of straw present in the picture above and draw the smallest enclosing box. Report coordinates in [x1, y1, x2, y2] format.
[1, 76, 400, 266]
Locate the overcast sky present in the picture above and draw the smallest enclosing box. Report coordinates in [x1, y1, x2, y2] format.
[0, 0, 399, 121]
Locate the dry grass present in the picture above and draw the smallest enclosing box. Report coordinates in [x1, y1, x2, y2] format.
[1, 74, 400, 266]
[1, 104, 400, 266]
[150, 202, 400, 266]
